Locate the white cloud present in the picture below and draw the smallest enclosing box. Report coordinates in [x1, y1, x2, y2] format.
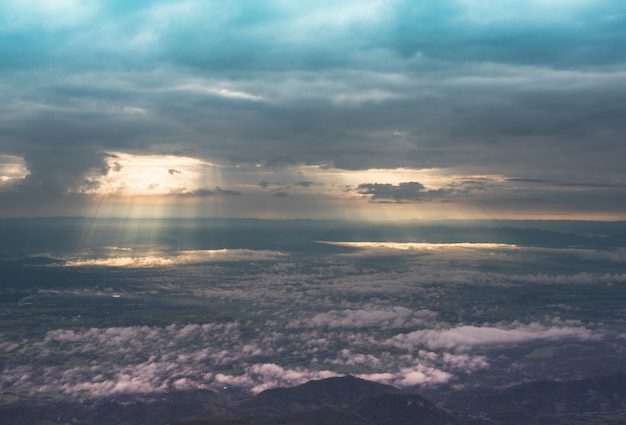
[441, 353, 489, 371]
[1, 248, 620, 401]
[513, 272, 626, 285]
[0, 313, 607, 399]
[292, 307, 437, 329]
[2, 0, 99, 29]
[80, 152, 208, 196]
[6, 323, 241, 397]
[173, 83, 265, 102]
[216, 363, 340, 394]
[0, 154, 30, 189]
[325, 349, 382, 368]
[389, 322, 598, 352]
[359, 363, 453, 388]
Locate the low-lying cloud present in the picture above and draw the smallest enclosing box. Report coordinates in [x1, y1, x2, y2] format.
[63, 249, 286, 267]
[1, 233, 623, 400]
[389, 322, 598, 352]
[290, 307, 437, 329]
[216, 363, 340, 394]
[0, 316, 602, 399]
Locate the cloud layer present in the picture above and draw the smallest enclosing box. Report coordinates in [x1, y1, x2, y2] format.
[3, 239, 623, 399]
[1, 0, 625, 218]
[0, 318, 598, 398]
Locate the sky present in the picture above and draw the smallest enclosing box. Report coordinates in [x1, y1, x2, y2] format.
[1, 0, 626, 220]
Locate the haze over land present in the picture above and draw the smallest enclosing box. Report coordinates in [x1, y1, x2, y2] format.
[1, 218, 626, 403]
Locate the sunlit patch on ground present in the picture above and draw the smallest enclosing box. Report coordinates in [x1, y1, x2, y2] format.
[62, 248, 286, 267]
[319, 241, 518, 251]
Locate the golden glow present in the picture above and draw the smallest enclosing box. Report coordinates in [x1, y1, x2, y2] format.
[64, 249, 286, 268]
[318, 241, 518, 251]
[0, 154, 30, 187]
[295, 166, 506, 192]
[66, 151, 626, 221]
[82, 152, 212, 196]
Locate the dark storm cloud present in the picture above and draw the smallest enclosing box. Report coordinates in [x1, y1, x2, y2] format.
[0, 0, 625, 217]
[216, 187, 242, 196]
[386, 1, 626, 68]
[179, 187, 242, 198]
[357, 180, 494, 203]
[18, 147, 108, 195]
[358, 182, 427, 202]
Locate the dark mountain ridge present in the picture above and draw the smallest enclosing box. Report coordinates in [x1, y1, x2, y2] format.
[3, 374, 626, 424]
[174, 376, 482, 425]
[237, 375, 406, 414]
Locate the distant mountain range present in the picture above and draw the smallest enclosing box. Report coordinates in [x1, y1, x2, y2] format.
[3, 374, 626, 425]
[3, 218, 626, 257]
[441, 373, 626, 425]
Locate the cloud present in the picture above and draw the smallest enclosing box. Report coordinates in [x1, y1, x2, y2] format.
[357, 182, 426, 201]
[0, 1, 625, 218]
[388, 322, 598, 352]
[216, 363, 340, 394]
[291, 307, 437, 330]
[358, 360, 455, 388]
[0, 305, 491, 399]
[171, 187, 243, 198]
[356, 179, 502, 203]
[0, 285, 611, 401]
[1, 0, 99, 31]
[514, 272, 626, 285]
[2, 323, 240, 398]
[215, 186, 242, 196]
[325, 349, 382, 368]
[441, 353, 490, 372]
[2, 221, 625, 402]
[0, 154, 30, 189]
[386, 0, 626, 67]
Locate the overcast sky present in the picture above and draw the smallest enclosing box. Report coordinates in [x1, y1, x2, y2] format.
[1, 0, 625, 219]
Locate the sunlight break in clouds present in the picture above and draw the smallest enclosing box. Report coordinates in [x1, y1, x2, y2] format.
[0, 154, 29, 188]
[81, 152, 211, 196]
[1, 0, 626, 219]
